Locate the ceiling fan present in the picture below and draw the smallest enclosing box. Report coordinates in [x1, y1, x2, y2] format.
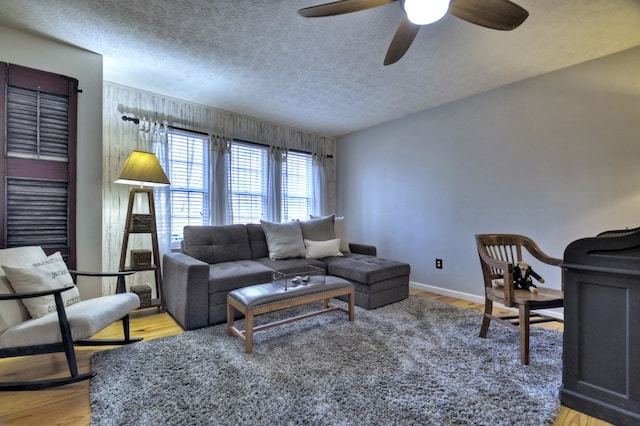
[298, 0, 529, 65]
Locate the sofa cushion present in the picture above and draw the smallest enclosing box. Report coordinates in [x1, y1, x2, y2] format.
[299, 215, 335, 241]
[0, 293, 139, 348]
[183, 225, 251, 264]
[208, 260, 274, 293]
[260, 220, 306, 260]
[323, 254, 411, 285]
[2, 252, 81, 319]
[304, 239, 343, 259]
[246, 223, 269, 259]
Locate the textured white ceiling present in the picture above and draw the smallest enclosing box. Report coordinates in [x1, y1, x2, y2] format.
[0, 0, 639, 137]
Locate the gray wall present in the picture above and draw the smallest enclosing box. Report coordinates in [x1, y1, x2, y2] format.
[0, 26, 104, 299]
[337, 46, 640, 302]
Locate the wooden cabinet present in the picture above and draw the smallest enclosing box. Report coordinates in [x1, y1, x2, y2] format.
[562, 229, 640, 426]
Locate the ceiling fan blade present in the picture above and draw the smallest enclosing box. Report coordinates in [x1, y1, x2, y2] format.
[449, 0, 529, 31]
[298, 0, 397, 18]
[384, 16, 420, 66]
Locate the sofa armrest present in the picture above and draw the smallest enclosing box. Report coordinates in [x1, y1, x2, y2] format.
[162, 252, 209, 330]
[349, 243, 377, 257]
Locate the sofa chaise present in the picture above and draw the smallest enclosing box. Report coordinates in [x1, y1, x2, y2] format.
[162, 216, 411, 330]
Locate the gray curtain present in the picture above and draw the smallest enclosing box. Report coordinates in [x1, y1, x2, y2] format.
[312, 153, 328, 216]
[210, 134, 232, 225]
[148, 123, 171, 260]
[266, 146, 285, 222]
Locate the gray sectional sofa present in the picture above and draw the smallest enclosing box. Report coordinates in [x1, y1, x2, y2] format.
[162, 216, 410, 330]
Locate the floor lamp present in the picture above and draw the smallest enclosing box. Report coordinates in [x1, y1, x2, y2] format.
[115, 150, 170, 306]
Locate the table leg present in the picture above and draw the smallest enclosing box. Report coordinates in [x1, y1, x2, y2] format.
[348, 291, 355, 321]
[245, 313, 254, 354]
[227, 303, 234, 336]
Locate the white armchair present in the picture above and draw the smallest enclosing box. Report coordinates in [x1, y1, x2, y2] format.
[0, 246, 141, 391]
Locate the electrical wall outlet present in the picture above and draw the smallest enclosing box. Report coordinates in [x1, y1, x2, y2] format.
[435, 258, 443, 269]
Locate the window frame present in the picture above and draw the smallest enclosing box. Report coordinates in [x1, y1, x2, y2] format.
[228, 140, 314, 224]
[164, 129, 209, 249]
[229, 141, 268, 224]
[281, 150, 313, 222]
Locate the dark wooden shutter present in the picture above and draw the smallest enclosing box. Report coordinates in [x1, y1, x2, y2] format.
[5, 178, 69, 247]
[7, 86, 70, 158]
[0, 63, 78, 267]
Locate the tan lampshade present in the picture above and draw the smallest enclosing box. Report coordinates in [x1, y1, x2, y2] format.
[114, 150, 170, 187]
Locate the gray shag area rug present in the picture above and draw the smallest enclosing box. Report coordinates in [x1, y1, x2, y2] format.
[90, 296, 561, 425]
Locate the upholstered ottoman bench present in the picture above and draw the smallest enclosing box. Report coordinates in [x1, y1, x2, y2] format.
[323, 254, 410, 309]
[227, 275, 354, 353]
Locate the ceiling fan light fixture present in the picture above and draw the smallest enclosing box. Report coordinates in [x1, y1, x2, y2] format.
[403, 0, 451, 25]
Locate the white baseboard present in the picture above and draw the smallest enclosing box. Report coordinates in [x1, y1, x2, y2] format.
[409, 281, 564, 321]
[410, 281, 486, 305]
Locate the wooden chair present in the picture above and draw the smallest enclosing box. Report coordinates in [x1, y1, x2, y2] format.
[475, 234, 564, 365]
[0, 246, 142, 391]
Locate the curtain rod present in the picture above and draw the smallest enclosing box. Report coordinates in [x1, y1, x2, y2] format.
[121, 115, 208, 136]
[121, 115, 332, 158]
[233, 138, 333, 159]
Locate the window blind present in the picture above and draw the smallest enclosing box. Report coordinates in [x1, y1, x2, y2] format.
[166, 131, 209, 246]
[282, 151, 312, 221]
[228, 142, 313, 224]
[230, 142, 268, 224]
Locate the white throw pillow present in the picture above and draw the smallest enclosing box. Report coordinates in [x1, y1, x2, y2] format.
[2, 252, 81, 319]
[304, 239, 343, 259]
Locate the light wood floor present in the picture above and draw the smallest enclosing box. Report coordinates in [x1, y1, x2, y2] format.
[0, 289, 611, 426]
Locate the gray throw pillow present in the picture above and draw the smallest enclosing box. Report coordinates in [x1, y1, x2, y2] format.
[299, 214, 335, 241]
[310, 214, 350, 253]
[260, 220, 306, 260]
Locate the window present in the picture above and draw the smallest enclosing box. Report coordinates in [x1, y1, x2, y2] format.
[229, 142, 267, 223]
[229, 141, 313, 224]
[161, 137, 315, 246]
[0, 63, 78, 267]
[165, 130, 209, 247]
[282, 151, 313, 221]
